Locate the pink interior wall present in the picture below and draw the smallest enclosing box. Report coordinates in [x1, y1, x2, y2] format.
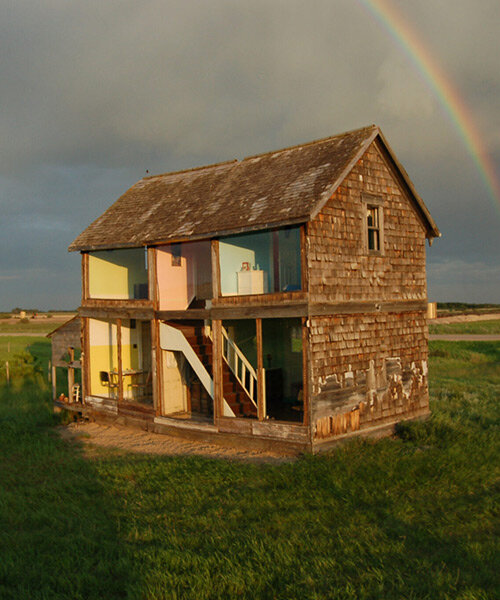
[157, 245, 195, 310]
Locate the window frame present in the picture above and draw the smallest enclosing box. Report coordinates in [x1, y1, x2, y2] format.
[362, 194, 384, 256]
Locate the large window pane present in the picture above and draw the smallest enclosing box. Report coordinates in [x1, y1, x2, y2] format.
[219, 227, 301, 296]
[157, 241, 212, 310]
[88, 249, 148, 300]
[262, 318, 303, 422]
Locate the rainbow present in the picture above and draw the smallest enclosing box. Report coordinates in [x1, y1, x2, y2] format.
[358, 0, 500, 208]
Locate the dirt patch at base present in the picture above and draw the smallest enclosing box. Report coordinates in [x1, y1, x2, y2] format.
[58, 421, 295, 464]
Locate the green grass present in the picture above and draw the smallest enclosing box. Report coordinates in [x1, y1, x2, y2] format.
[429, 319, 500, 335]
[0, 342, 498, 599]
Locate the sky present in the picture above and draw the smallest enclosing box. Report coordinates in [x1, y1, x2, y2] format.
[0, 0, 499, 310]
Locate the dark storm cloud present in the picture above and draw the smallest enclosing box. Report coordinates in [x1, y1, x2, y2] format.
[0, 0, 498, 308]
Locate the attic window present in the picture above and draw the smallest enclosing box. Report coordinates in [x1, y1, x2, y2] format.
[171, 244, 181, 266]
[367, 206, 380, 251]
[362, 195, 384, 255]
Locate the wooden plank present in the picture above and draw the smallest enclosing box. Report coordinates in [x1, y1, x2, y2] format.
[211, 239, 221, 299]
[300, 224, 308, 293]
[217, 417, 253, 434]
[147, 247, 157, 309]
[256, 318, 265, 421]
[82, 298, 154, 308]
[156, 309, 209, 320]
[211, 303, 308, 320]
[308, 300, 427, 316]
[52, 364, 57, 402]
[116, 318, 123, 403]
[67, 347, 75, 402]
[301, 316, 309, 428]
[83, 317, 91, 402]
[251, 421, 308, 442]
[212, 319, 223, 421]
[78, 307, 155, 320]
[151, 318, 160, 415]
[82, 252, 89, 303]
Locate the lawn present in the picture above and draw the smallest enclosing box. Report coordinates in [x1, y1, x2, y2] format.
[0, 342, 498, 599]
[429, 319, 500, 335]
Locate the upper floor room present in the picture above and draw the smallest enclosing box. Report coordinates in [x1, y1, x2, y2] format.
[72, 125, 440, 309]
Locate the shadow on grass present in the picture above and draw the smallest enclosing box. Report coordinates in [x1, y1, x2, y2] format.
[0, 379, 132, 599]
[0, 363, 497, 599]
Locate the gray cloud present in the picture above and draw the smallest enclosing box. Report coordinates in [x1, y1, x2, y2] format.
[0, 0, 499, 308]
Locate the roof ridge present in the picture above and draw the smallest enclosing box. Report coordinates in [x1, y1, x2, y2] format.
[143, 158, 238, 180]
[242, 124, 377, 162]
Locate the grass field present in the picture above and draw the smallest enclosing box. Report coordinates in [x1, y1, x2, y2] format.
[0, 341, 498, 599]
[429, 319, 500, 335]
[0, 320, 66, 335]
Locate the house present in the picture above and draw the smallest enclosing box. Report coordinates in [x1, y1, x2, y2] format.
[68, 124, 440, 453]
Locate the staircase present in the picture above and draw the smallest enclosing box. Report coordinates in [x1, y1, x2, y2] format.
[166, 321, 258, 418]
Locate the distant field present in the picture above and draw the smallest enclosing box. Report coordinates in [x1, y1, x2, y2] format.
[429, 319, 500, 335]
[0, 319, 70, 335]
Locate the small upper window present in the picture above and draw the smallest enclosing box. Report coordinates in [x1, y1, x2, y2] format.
[367, 206, 380, 251]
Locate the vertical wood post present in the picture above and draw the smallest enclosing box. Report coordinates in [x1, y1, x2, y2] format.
[151, 319, 161, 416]
[52, 364, 57, 401]
[82, 252, 89, 302]
[147, 247, 158, 309]
[256, 318, 266, 420]
[5, 361, 9, 386]
[116, 318, 123, 402]
[211, 240, 221, 300]
[67, 347, 75, 403]
[300, 224, 308, 293]
[212, 319, 223, 421]
[302, 316, 310, 429]
[82, 317, 90, 402]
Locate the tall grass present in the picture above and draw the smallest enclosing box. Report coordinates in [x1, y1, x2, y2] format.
[0, 342, 498, 599]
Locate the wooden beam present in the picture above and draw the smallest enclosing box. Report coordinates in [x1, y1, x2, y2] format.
[256, 318, 265, 421]
[308, 300, 427, 316]
[52, 364, 57, 402]
[78, 306, 154, 320]
[67, 347, 75, 402]
[301, 316, 309, 428]
[82, 252, 89, 303]
[211, 239, 221, 300]
[82, 298, 154, 308]
[212, 319, 223, 421]
[156, 309, 210, 321]
[116, 318, 123, 403]
[147, 247, 158, 310]
[300, 224, 308, 293]
[82, 317, 91, 402]
[211, 303, 308, 320]
[151, 319, 161, 416]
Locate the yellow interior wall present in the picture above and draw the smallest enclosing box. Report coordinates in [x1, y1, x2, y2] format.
[88, 318, 141, 398]
[89, 254, 129, 299]
[88, 249, 147, 299]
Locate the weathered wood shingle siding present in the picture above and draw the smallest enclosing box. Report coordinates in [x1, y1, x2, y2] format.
[307, 140, 429, 443]
[307, 141, 427, 303]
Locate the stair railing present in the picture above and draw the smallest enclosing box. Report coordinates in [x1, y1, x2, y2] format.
[207, 327, 258, 411]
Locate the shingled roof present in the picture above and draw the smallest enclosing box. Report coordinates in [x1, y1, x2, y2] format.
[69, 125, 439, 252]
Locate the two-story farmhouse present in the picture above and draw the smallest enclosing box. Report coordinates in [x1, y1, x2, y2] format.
[69, 125, 440, 453]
